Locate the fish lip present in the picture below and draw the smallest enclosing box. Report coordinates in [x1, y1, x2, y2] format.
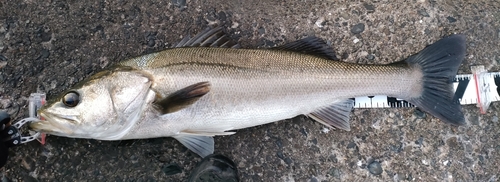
[29, 112, 74, 135]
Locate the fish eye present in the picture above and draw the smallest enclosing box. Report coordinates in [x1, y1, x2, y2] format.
[62, 91, 80, 107]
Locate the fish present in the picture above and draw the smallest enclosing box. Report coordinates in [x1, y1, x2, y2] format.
[29, 27, 466, 157]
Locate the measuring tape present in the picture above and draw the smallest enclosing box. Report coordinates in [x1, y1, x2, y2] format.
[353, 66, 500, 114]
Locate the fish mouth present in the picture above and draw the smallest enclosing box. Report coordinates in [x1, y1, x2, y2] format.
[28, 112, 74, 135]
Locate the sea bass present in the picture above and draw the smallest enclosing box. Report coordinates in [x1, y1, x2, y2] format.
[29, 27, 466, 157]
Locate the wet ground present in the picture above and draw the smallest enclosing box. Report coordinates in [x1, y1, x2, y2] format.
[0, 0, 499, 181]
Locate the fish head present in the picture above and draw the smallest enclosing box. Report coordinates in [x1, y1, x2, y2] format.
[29, 66, 154, 140]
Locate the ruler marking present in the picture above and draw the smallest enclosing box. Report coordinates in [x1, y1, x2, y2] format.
[352, 71, 500, 109]
[453, 77, 470, 103]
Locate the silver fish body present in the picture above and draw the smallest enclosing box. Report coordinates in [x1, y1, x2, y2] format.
[118, 47, 421, 137]
[30, 28, 466, 157]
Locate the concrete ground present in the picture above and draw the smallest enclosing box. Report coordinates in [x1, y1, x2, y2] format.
[0, 0, 499, 181]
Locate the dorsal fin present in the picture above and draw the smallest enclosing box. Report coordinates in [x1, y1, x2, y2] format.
[273, 37, 339, 60]
[175, 27, 240, 48]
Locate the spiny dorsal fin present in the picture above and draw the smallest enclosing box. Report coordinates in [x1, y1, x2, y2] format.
[273, 36, 339, 60]
[154, 82, 211, 114]
[175, 27, 240, 48]
[307, 99, 354, 131]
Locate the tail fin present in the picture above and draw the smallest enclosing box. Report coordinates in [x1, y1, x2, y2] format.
[406, 34, 466, 125]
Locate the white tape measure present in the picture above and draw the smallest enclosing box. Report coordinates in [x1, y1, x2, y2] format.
[353, 65, 500, 114]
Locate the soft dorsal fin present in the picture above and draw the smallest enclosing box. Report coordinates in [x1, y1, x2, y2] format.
[273, 36, 339, 60]
[154, 82, 211, 114]
[307, 99, 354, 131]
[175, 27, 240, 48]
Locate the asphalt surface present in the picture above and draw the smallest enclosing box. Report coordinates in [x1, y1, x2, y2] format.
[1, 0, 499, 181]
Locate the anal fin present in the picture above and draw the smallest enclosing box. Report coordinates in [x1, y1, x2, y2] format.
[307, 99, 354, 131]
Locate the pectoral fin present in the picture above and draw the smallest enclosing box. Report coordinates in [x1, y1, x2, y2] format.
[307, 99, 354, 131]
[173, 134, 214, 157]
[155, 82, 211, 114]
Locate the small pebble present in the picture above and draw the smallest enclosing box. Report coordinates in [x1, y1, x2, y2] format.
[446, 137, 459, 149]
[0, 26, 6, 34]
[39, 49, 50, 59]
[275, 138, 283, 148]
[421, 159, 429, 165]
[311, 138, 317, 145]
[443, 160, 449, 166]
[367, 161, 383, 175]
[413, 108, 426, 119]
[363, 3, 375, 13]
[351, 23, 365, 34]
[231, 22, 239, 28]
[39, 30, 52, 42]
[0, 99, 12, 108]
[347, 142, 356, 149]
[492, 116, 498, 123]
[418, 9, 430, 17]
[447, 16, 457, 23]
[276, 151, 285, 159]
[258, 27, 265, 35]
[300, 128, 308, 137]
[172, 0, 186, 8]
[359, 51, 368, 57]
[321, 128, 330, 133]
[415, 137, 423, 145]
[147, 39, 155, 47]
[424, 28, 432, 35]
[315, 17, 325, 28]
[366, 54, 375, 60]
[0, 61, 6, 69]
[328, 168, 341, 178]
[310, 177, 319, 182]
[341, 53, 349, 60]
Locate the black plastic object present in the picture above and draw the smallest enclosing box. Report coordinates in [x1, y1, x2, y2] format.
[163, 163, 183, 175]
[1, 126, 21, 147]
[187, 154, 239, 182]
[0, 110, 11, 168]
[0, 111, 11, 127]
[0, 141, 7, 168]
